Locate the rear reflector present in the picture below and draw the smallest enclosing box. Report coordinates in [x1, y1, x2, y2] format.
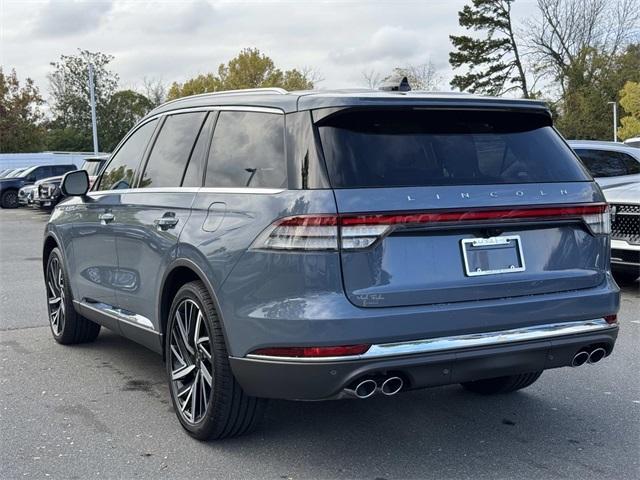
[251, 344, 371, 358]
[250, 203, 609, 251]
[604, 314, 618, 325]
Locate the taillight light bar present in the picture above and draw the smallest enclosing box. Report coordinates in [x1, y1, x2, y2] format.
[250, 344, 371, 358]
[250, 203, 609, 251]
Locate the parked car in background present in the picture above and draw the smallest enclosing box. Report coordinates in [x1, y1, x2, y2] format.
[36, 177, 65, 209]
[624, 137, 640, 148]
[568, 140, 640, 188]
[18, 184, 38, 206]
[44, 88, 619, 440]
[602, 182, 640, 282]
[0, 164, 76, 208]
[80, 156, 109, 186]
[0, 167, 28, 179]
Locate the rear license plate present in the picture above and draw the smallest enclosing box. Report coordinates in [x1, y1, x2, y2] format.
[461, 235, 525, 277]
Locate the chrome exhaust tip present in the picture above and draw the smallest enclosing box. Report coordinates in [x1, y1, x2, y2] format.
[571, 351, 589, 367]
[380, 376, 404, 396]
[588, 347, 606, 364]
[345, 379, 377, 399]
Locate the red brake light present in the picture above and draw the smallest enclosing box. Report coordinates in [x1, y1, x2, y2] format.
[251, 344, 370, 358]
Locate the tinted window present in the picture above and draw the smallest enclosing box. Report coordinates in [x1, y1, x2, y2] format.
[53, 165, 73, 176]
[620, 152, 640, 174]
[205, 111, 285, 188]
[140, 112, 206, 188]
[574, 149, 628, 177]
[33, 166, 52, 180]
[98, 120, 157, 190]
[318, 109, 590, 188]
[183, 113, 215, 187]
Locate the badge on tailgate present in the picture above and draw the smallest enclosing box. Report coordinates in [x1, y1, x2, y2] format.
[461, 235, 526, 277]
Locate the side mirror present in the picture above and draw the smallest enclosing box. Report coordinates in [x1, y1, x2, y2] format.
[61, 170, 89, 196]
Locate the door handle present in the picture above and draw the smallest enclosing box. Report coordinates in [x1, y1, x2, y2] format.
[98, 212, 115, 224]
[154, 212, 179, 230]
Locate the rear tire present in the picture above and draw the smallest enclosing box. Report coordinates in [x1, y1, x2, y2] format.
[461, 371, 542, 394]
[1, 189, 19, 208]
[45, 248, 101, 344]
[166, 280, 266, 440]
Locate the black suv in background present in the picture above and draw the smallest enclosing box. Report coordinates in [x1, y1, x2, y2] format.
[0, 164, 76, 208]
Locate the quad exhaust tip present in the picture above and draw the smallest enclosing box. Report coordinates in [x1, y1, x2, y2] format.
[588, 347, 606, 364]
[571, 351, 589, 367]
[380, 376, 404, 396]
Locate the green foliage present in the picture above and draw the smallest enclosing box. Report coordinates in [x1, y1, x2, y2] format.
[449, 0, 529, 97]
[555, 44, 640, 139]
[0, 68, 46, 153]
[618, 81, 640, 141]
[46, 50, 153, 152]
[167, 48, 315, 100]
[100, 90, 154, 151]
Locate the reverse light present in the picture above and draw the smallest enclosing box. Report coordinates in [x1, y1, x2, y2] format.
[250, 203, 610, 252]
[250, 344, 371, 358]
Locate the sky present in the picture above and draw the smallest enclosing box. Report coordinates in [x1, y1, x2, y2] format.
[0, 0, 539, 99]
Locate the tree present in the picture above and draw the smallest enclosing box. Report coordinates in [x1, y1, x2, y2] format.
[618, 81, 640, 140]
[47, 50, 119, 151]
[0, 68, 46, 152]
[362, 60, 442, 91]
[141, 77, 167, 107]
[167, 48, 316, 100]
[101, 90, 154, 151]
[449, 0, 529, 97]
[525, 0, 638, 97]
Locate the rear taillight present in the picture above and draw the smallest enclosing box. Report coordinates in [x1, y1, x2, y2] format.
[250, 344, 370, 358]
[251, 203, 609, 252]
[604, 314, 618, 325]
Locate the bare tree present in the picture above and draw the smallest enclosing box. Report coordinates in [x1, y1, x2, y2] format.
[525, 0, 640, 95]
[362, 69, 383, 89]
[141, 77, 167, 107]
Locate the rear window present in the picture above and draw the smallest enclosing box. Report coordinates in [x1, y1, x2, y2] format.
[574, 149, 640, 177]
[317, 109, 590, 188]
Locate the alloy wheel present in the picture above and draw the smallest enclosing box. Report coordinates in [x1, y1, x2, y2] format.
[169, 299, 213, 424]
[46, 256, 66, 335]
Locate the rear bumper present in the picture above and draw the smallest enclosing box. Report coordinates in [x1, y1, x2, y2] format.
[229, 319, 618, 400]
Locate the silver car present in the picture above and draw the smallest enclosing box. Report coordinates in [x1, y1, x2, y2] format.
[568, 140, 640, 188]
[602, 182, 640, 282]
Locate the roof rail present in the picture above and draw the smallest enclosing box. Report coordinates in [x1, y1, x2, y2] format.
[156, 87, 288, 111]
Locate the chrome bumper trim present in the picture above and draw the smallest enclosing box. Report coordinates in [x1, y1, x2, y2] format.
[246, 319, 616, 363]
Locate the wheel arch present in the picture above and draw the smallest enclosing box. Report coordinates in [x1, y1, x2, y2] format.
[158, 258, 230, 361]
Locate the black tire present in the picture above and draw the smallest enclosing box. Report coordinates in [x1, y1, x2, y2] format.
[461, 371, 543, 395]
[1, 189, 19, 208]
[165, 280, 266, 440]
[45, 247, 101, 344]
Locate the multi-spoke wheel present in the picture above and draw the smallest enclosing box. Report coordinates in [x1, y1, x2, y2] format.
[45, 247, 101, 344]
[46, 254, 66, 336]
[169, 299, 213, 424]
[165, 281, 266, 440]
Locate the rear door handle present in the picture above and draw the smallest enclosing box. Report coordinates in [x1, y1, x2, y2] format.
[154, 212, 179, 230]
[98, 212, 115, 224]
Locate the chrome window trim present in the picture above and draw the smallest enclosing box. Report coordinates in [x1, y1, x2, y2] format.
[245, 319, 616, 363]
[88, 186, 285, 196]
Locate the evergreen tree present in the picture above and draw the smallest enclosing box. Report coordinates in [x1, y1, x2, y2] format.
[449, 0, 529, 97]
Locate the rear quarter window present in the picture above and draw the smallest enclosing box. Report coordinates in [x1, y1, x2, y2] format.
[317, 109, 590, 188]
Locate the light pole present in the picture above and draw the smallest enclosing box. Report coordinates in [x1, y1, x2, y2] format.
[88, 63, 99, 154]
[607, 101, 618, 142]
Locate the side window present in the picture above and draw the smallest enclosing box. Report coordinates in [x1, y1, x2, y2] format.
[34, 166, 52, 180]
[205, 111, 285, 188]
[97, 120, 157, 190]
[619, 152, 640, 174]
[574, 149, 627, 177]
[53, 165, 71, 176]
[140, 112, 207, 188]
[183, 113, 215, 187]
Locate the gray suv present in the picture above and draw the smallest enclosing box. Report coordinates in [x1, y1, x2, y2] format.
[43, 88, 620, 440]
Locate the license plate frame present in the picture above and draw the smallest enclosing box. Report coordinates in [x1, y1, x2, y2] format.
[461, 235, 526, 277]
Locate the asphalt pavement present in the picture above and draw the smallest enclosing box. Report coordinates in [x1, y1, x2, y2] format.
[1, 207, 639, 480]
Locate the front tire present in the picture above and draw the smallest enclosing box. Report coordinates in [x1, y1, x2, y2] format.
[166, 281, 266, 440]
[461, 371, 542, 394]
[45, 248, 101, 344]
[1, 189, 19, 208]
